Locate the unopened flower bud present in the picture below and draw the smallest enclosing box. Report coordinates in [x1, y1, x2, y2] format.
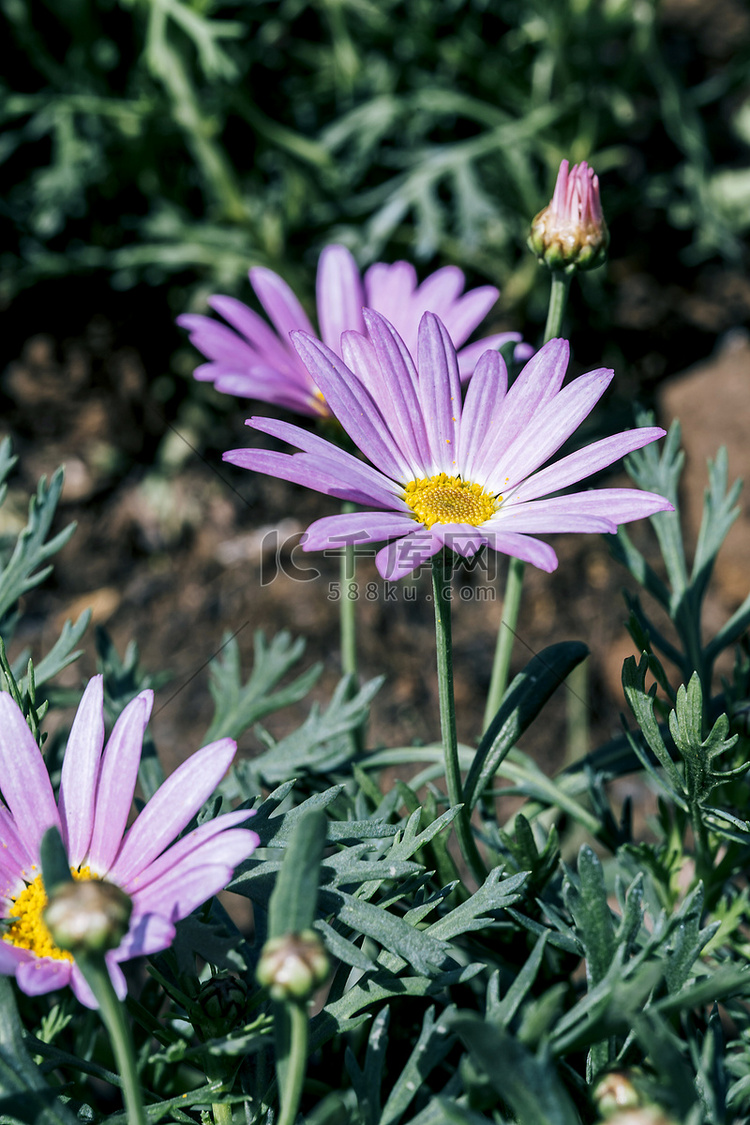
[529, 159, 609, 273]
[196, 973, 250, 1035]
[256, 930, 329, 1002]
[44, 878, 132, 955]
[593, 1071, 644, 1115]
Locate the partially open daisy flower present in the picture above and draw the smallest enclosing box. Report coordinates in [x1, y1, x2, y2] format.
[178, 244, 528, 418]
[224, 310, 672, 581]
[0, 677, 258, 1008]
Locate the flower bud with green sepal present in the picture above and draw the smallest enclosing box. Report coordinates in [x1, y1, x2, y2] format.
[44, 879, 133, 956]
[256, 930, 329, 1002]
[195, 972, 250, 1038]
[529, 159, 609, 274]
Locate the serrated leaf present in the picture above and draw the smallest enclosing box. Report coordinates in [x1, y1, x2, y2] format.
[251, 676, 383, 783]
[204, 630, 322, 742]
[562, 846, 615, 987]
[0, 467, 76, 633]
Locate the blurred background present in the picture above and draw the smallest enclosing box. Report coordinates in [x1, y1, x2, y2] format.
[1, 0, 749, 774]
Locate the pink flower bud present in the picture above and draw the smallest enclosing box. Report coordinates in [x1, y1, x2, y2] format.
[529, 159, 609, 272]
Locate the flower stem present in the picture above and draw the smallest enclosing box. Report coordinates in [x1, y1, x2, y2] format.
[76, 954, 147, 1125]
[482, 553, 524, 730]
[276, 1001, 309, 1125]
[432, 554, 487, 884]
[483, 270, 572, 733]
[544, 273, 572, 343]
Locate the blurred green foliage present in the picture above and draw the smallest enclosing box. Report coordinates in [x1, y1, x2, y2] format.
[2, 0, 749, 319]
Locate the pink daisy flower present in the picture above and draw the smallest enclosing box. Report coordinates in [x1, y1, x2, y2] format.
[0, 677, 258, 1008]
[178, 244, 528, 418]
[224, 311, 672, 581]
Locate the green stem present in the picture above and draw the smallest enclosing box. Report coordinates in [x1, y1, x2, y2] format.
[277, 1002, 309, 1125]
[432, 555, 487, 884]
[76, 955, 147, 1125]
[543, 272, 572, 342]
[203, 1057, 233, 1125]
[482, 270, 572, 734]
[482, 555, 524, 730]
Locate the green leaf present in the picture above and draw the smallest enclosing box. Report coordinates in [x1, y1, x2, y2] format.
[451, 1014, 581, 1125]
[0, 977, 78, 1125]
[562, 846, 615, 987]
[691, 447, 742, 609]
[204, 630, 322, 742]
[493, 932, 548, 1029]
[250, 675, 384, 783]
[0, 467, 76, 633]
[346, 1006, 388, 1125]
[380, 1006, 456, 1125]
[464, 642, 588, 810]
[622, 655, 686, 801]
[269, 808, 327, 939]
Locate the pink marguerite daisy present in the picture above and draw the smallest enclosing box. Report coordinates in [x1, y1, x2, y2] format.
[0, 676, 258, 1008]
[224, 310, 672, 581]
[178, 244, 528, 418]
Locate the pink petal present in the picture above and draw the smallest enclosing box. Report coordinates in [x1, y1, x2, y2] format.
[483, 531, 559, 572]
[375, 529, 442, 581]
[292, 333, 412, 479]
[16, 956, 72, 998]
[113, 912, 176, 959]
[361, 310, 431, 475]
[417, 313, 462, 474]
[0, 693, 60, 860]
[440, 285, 499, 348]
[132, 862, 239, 920]
[459, 349, 508, 475]
[250, 267, 315, 341]
[456, 332, 522, 380]
[58, 675, 105, 868]
[316, 245, 366, 351]
[108, 739, 236, 885]
[209, 295, 300, 372]
[88, 692, 153, 875]
[432, 524, 486, 558]
[302, 511, 416, 552]
[124, 812, 257, 894]
[0, 804, 34, 872]
[509, 427, 667, 504]
[485, 367, 614, 493]
[224, 448, 398, 509]
[473, 338, 571, 479]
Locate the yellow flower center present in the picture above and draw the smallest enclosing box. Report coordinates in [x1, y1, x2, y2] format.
[403, 473, 500, 529]
[3, 866, 95, 961]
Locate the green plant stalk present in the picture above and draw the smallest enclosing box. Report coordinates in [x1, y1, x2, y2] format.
[276, 1002, 309, 1125]
[483, 272, 572, 730]
[76, 955, 147, 1125]
[201, 1055, 234, 1125]
[432, 554, 487, 884]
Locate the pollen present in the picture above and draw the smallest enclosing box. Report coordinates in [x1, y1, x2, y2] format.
[403, 473, 500, 529]
[3, 866, 96, 961]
